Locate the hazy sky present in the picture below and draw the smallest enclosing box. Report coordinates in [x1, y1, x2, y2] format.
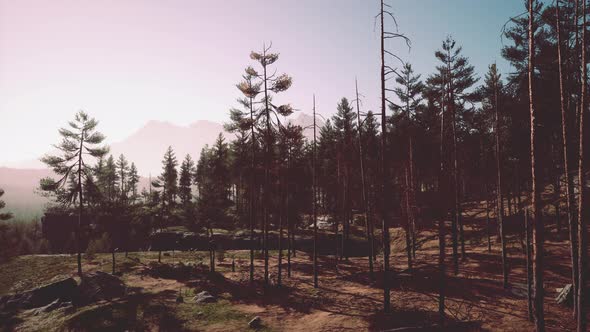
[0, 0, 525, 165]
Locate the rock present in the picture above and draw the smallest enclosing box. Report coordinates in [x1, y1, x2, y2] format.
[556, 284, 573, 306]
[248, 316, 262, 329]
[0, 277, 77, 311]
[193, 291, 216, 303]
[75, 271, 126, 305]
[32, 299, 74, 315]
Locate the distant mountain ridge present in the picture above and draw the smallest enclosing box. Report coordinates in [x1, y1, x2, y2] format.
[0, 113, 322, 219]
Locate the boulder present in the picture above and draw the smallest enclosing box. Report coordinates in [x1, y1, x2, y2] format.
[0, 277, 77, 311]
[193, 291, 216, 304]
[75, 271, 126, 305]
[32, 299, 74, 315]
[248, 316, 262, 329]
[556, 284, 573, 306]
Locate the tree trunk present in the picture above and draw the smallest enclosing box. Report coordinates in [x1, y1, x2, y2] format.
[525, 209, 533, 322]
[438, 76, 447, 325]
[380, 0, 391, 312]
[262, 44, 270, 286]
[249, 94, 256, 283]
[576, 1, 587, 330]
[278, 181, 283, 287]
[405, 166, 413, 271]
[495, 72, 508, 288]
[447, 47, 461, 273]
[77, 132, 84, 276]
[528, 2, 545, 330]
[485, 188, 492, 253]
[112, 250, 116, 275]
[356, 78, 374, 279]
[313, 94, 319, 288]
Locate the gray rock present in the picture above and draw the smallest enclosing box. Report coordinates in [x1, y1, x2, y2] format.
[76, 271, 126, 305]
[248, 316, 262, 329]
[556, 284, 573, 306]
[32, 299, 74, 315]
[0, 277, 77, 311]
[193, 291, 216, 303]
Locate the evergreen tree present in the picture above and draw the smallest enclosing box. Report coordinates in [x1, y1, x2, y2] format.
[116, 154, 130, 201]
[427, 35, 478, 273]
[179, 154, 195, 206]
[158, 146, 179, 211]
[40, 110, 109, 275]
[247, 44, 293, 285]
[128, 163, 140, 203]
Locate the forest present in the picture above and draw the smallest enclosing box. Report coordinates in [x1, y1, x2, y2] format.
[0, 0, 589, 331]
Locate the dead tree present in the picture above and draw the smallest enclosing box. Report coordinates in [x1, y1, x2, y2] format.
[313, 94, 319, 289]
[491, 63, 508, 288]
[355, 78, 375, 279]
[377, 0, 410, 312]
[576, 1, 587, 330]
[528, 1, 545, 330]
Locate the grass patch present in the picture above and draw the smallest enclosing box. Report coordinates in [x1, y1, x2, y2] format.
[0, 255, 77, 295]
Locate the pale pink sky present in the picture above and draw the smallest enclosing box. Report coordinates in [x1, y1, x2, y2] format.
[0, 1, 519, 165]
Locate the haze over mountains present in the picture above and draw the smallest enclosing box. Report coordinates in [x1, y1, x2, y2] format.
[0, 113, 321, 219]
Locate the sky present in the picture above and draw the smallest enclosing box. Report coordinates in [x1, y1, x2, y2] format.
[0, 0, 526, 165]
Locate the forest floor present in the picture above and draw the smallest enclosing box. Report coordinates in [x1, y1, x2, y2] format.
[0, 206, 588, 331]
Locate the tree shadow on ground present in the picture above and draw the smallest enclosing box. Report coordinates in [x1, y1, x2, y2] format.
[367, 309, 483, 331]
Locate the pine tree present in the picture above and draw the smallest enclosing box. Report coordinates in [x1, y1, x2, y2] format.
[392, 62, 424, 270]
[105, 156, 119, 202]
[158, 146, 179, 213]
[247, 44, 293, 285]
[428, 35, 478, 273]
[480, 63, 509, 288]
[40, 110, 109, 275]
[128, 163, 140, 203]
[179, 154, 195, 206]
[528, 1, 545, 329]
[332, 97, 357, 261]
[116, 154, 130, 201]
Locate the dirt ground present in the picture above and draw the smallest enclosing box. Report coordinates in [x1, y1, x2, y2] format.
[1, 205, 588, 331]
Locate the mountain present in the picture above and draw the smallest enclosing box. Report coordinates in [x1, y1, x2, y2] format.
[0, 167, 52, 219]
[109, 119, 227, 176]
[0, 113, 323, 219]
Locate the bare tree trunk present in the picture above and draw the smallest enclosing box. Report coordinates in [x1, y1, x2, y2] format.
[404, 166, 413, 271]
[494, 71, 508, 288]
[529, 2, 545, 329]
[572, 0, 581, 318]
[287, 153, 292, 278]
[438, 76, 447, 325]
[77, 132, 84, 276]
[278, 180, 283, 287]
[447, 47, 462, 272]
[262, 43, 271, 286]
[380, 0, 391, 311]
[249, 93, 256, 283]
[576, 1, 587, 330]
[112, 250, 116, 274]
[409, 136, 418, 259]
[525, 209, 533, 322]
[485, 187, 492, 253]
[313, 94, 319, 288]
[356, 78, 374, 279]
